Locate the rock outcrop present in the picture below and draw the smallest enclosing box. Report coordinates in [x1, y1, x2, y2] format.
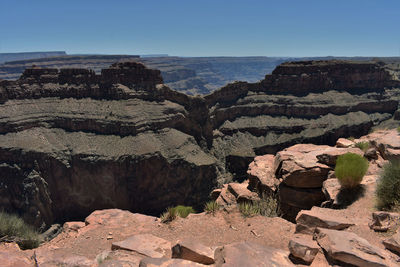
[0, 59, 399, 228]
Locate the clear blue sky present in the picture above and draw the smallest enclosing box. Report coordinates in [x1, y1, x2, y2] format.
[1, 0, 399, 57]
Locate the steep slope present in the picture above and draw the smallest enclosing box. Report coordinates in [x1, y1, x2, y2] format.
[0, 62, 218, 228]
[0, 60, 398, 228]
[206, 60, 399, 179]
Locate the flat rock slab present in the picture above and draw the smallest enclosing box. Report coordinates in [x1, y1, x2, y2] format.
[112, 234, 171, 258]
[214, 241, 295, 267]
[35, 250, 94, 267]
[140, 257, 206, 266]
[172, 239, 215, 265]
[288, 234, 320, 264]
[383, 230, 400, 255]
[314, 228, 390, 267]
[296, 207, 354, 234]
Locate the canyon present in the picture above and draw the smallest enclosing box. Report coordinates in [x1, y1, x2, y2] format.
[0, 59, 399, 229]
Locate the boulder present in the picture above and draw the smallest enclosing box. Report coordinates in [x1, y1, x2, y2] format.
[171, 239, 215, 265]
[288, 235, 320, 264]
[139, 258, 205, 267]
[383, 230, 400, 255]
[210, 188, 222, 200]
[111, 234, 171, 258]
[296, 207, 354, 234]
[227, 181, 260, 203]
[336, 138, 355, 148]
[369, 211, 400, 232]
[314, 228, 390, 267]
[369, 129, 400, 161]
[214, 241, 294, 266]
[321, 178, 341, 208]
[247, 154, 279, 195]
[315, 147, 363, 166]
[215, 184, 237, 208]
[309, 251, 331, 267]
[275, 144, 331, 188]
[0, 243, 33, 267]
[63, 221, 86, 232]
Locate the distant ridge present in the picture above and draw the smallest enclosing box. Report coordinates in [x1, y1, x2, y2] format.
[0, 51, 66, 64]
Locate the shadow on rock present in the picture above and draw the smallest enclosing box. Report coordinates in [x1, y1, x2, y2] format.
[336, 185, 366, 209]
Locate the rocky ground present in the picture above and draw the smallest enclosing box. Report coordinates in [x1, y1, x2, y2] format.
[1, 129, 400, 266]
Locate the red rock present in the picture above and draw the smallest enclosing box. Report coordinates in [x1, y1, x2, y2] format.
[172, 239, 215, 265]
[369, 129, 400, 161]
[247, 154, 279, 195]
[227, 181, 259, 203]
[140, 257, 205, 266]
[383, 230, 400, 255]
[315, 147, 363, 166]
[275, 144, 331, 188]
[314, 228, 391, 267]
[214, 241, 294, 266]
[111, 234, 171, 258]
[215, 184, 237, 208]
[0, 243, 33, 267]
[35, 249, 94, 267]
[288, 234, 320, 264]
[336, 138, 355, 148]
[63, 221, 85, 232]
[296, 207, 354, 234]
[369, 211, 400, 232]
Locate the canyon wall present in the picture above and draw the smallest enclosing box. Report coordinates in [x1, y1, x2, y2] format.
[0, 60, 398, 228]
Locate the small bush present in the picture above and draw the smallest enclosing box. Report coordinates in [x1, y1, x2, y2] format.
[347, 136, 355, 141]
[160, 205, 195, 223]
[335, 153, 369, 189]
[376, 161, 400, 211]
[355, 141, 370, 152]
[397, 127, 400, 133]
[173, 205, 195, 218]
[0, 212, 40, 249]
[239, 194, 279, 218]
[204, 201, 219, 214]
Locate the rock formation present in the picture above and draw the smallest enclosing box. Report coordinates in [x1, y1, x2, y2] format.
[0, 60, 398, 228]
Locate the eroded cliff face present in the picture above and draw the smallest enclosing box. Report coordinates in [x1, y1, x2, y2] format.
[206, 60, 398, 179]
[0, 62, 217, 228]
[0, 60, 398, 228]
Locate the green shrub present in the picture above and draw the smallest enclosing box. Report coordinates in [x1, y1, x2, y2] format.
[397, 126, 400, 133]
[335, 153, 369, 189]
[376, 161, 400, 211]
[239, 195, 279, 218]
[0, 212, 40, 249]
[160, 205, 195, 223]
[172, 205, 195, 218]
[355, 141, 370, 152]
[347, 136, 355, 141]
[204, 201, 219, 214]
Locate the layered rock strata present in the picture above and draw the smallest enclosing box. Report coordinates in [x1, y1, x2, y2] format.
[0, 60, 398, 227]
